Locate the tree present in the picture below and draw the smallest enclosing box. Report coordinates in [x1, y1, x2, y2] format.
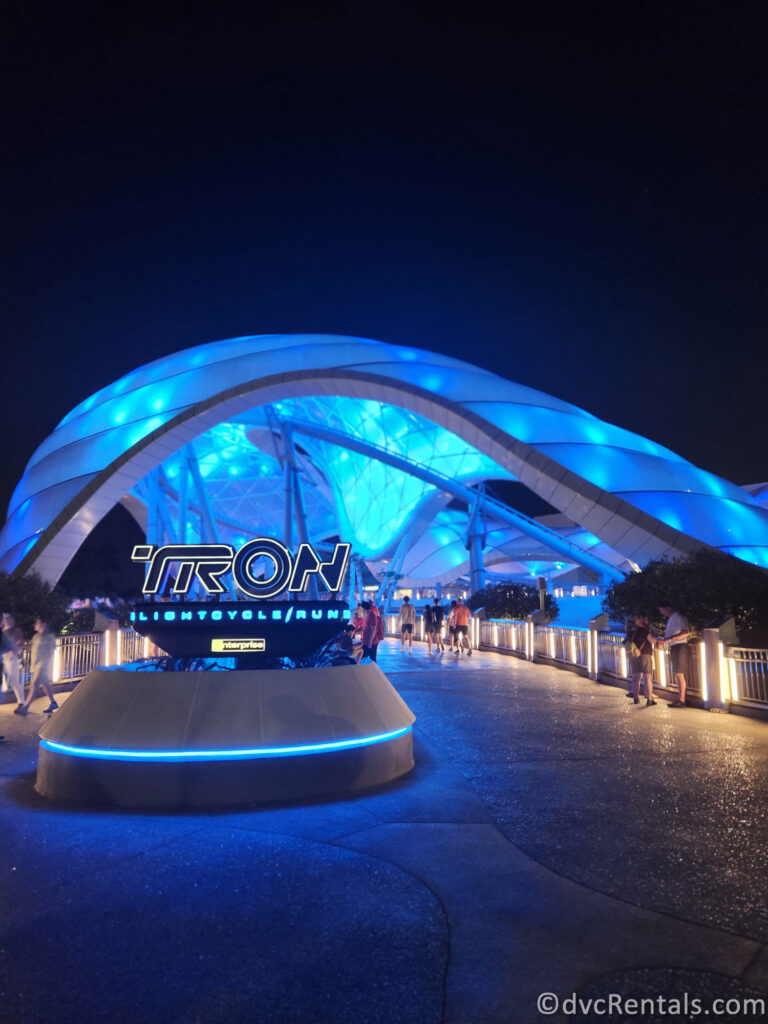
[0, 571, 70, 639]
[602, 550, 768, 636]
[467, 582, 559, 621]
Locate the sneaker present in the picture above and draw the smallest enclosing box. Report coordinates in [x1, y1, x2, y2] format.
[13, 706, 27, 716]
[467, 650, 472, 656]
[646, 699, 657, 706]
[43, 702, 59, 714]
[625, 691, 634, 698]
[633, 697, 639, 704]
[670, 699, 685, 707]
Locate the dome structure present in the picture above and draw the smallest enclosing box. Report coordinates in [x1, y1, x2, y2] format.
[3, 333, 768, 590]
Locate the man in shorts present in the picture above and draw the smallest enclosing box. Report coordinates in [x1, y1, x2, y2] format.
[658, 601, 691, 706]
[453, 597, 472, 656]
[397, 595, 415, 653]
[428, 598, 445, 654]
[447, 600, 458, 651]
[423, 600, 435, 655]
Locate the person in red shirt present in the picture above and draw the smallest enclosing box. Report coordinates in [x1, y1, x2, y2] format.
[361, 601, 384, 662]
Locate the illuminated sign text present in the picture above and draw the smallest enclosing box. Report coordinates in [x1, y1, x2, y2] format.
[211, 638, 266, 653]
[131, 539, 351, 598]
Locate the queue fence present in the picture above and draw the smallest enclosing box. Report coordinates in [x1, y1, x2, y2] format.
[726, 648, 768, 707]
[384, 612, 759, 713]
[6, 618, 766, 718]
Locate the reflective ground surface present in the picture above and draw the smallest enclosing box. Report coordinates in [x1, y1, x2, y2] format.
[1, 641, 766, 1023]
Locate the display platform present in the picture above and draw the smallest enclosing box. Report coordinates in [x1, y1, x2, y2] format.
[36, 663, 415, 808]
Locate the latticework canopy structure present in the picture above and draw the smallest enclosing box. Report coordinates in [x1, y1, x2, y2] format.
[3, 334, 767, 590]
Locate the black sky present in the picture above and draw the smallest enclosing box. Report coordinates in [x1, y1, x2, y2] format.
[3, 2, 767, 519]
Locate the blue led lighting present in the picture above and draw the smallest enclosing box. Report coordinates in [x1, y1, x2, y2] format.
[40, 726, 413, 763]
[6, 332, 768, 585]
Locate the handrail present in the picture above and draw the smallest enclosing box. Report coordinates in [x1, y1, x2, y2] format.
[9, 623, 764, 719]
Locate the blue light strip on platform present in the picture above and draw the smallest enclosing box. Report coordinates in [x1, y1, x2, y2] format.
[39, 725, 412, 763]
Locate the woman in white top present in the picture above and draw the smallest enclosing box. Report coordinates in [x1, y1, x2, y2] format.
[15, 618, 58, 716]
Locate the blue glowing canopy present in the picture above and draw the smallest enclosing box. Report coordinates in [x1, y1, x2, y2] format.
[2, 333, 768, 586]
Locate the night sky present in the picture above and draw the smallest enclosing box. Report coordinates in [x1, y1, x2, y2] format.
[3, 3, 767, 521]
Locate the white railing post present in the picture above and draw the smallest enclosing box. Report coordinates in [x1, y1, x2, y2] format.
[588, 613, 609, 681]
[702, 618, 737, 711]
[525, 614, 536, 661]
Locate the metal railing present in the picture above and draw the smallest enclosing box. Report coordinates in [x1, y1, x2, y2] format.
[7, 620, 765, 719]
[479, 619, 527, 655]
[595, 632, 702, 699]
[536, 625, 590, 669]
[117, 628, 147, 665]
[6, 630, 146, 689]
[596, 632, 626, 679]
[53, 632, 105, 682]
[726, 648, 768, 706]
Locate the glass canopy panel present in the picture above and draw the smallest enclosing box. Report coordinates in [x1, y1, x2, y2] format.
[131, 398, 514, 559]
[139, 422, 337, 548]
[265, 397, 513, 557]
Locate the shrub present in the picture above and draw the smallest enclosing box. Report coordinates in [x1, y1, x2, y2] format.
[602, 550, 768, 634]
[467, 582, 559, 621]
[0, 571, 70, 639]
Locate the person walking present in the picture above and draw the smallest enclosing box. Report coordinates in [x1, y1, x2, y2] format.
[453, 598, 472, 656]
[1, 613, 25, 706]
[658, 601, 691, 707]
[397, 595, 415, 653]
[352, 602, 366, 640]
[361, 601, 383, 663]
[447, 600, 458, 652]
[15, 618, 57, 716]
[423, 600, 436, 655]
[629, 614, 657, 706]
[429, 598, 445, 653]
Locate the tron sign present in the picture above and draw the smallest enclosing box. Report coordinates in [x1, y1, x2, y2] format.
[131, 539, 351, 599]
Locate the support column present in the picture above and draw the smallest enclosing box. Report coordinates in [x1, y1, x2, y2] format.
[468, 534, 486, 595]
[278, 421, 318, 600]
[177, 454, 189, 544]
[348, 552, 357, 612]
[466, 485, 487, 595]
[588, 613, 609, 682]
[283, 462, 294, 550]
[185, 443, 236, 598]
[146, 468, 162, 547]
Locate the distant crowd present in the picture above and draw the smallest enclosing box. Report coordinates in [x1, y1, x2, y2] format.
[331, 596, 475, 664]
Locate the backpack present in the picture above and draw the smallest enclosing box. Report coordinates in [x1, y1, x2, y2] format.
[623, 638, 641, 658]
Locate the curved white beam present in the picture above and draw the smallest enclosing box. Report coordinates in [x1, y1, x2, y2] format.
[2, 334, 767, 584]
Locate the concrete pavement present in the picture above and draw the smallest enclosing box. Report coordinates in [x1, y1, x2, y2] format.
[1, 641, 766, 1023]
